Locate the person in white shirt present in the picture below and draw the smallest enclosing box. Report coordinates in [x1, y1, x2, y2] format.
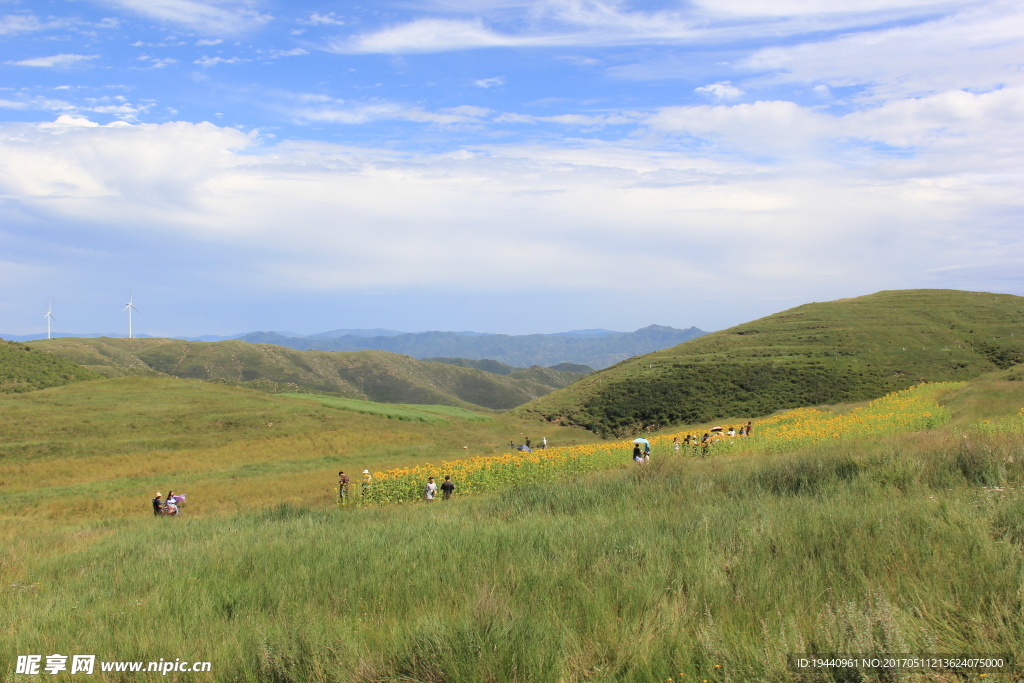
[424, 477, 438, 502]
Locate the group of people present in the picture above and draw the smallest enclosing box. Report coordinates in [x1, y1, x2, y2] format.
[339, 469, 456, 502]
[337, 470, 376, 501]
[669, 422, 755, 456]
[510, 436, 547, 452]
[632, 442, 651, 463]
[151, 491, 183, 516]
[423, 476, 456, 501]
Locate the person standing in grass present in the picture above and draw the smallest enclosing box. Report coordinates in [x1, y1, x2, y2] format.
[541, 437, 547, 449]
[424, 477, 438, 502]
[152, 492, 163, 516]
[338, 471, 350, 500]
[164, 491, 179, 516]
[525, 436, 531, 449]
[633, 444, 642, 463]
[441, 476, 455, 500]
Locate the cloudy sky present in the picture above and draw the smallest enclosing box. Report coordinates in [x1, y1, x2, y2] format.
[1, 0, 1022, 336]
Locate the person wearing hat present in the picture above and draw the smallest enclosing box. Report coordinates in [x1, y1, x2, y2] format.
[152, 492, 163, 516]
[361, 469, 373, 490]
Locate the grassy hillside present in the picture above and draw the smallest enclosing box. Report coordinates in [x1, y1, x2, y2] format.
[3, 378, 1023, 681]
[280, 393, 492, 423]
[424, 356, 595, 384]
[28, 337, 583, 410]
[516, 289, 1024, 434]
[0, 376, 602, 522]
[0, 338, 100, 393]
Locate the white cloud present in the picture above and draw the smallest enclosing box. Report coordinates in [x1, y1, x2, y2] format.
[695, 82, 743, 101]
[327, 0, 973, 55]
[195, 56, 249, 67]
[844, 87, 1024, 151]
[292, 100, 492, 125]
[493, 111, 639, 127]
[196, 38, 223, 46]
[690, 0, 949, 17]
[40, 114, 102, 129]
[9, 54, 100, 68]
[137, 55, 178, 69]
[101, 0, 271, 34]
[2, 110, 1020, 306]
[739, 1, 1024, 100]
[644, 86, 1024, 173]
[304, 12, 345, 26]
[268, 48, 307, 58]
[0, 14, 51, 35]
[0, 93, 150, 122]
[473, 76, 505, 88]
[0, 97, 75, 112]
[331, 18, 538, 54]
[646, 100, 834, 156]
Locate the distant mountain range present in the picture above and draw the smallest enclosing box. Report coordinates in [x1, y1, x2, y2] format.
[3, 326, 707, 368]
[233, 325, 707, 369]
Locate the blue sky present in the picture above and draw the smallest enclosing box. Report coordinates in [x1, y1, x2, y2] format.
[1, 0, 1023, 336]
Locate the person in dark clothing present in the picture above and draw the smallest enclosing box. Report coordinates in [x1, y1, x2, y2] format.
[152, 492, 163, 516]
[441, 475, 455, 500]
[338, 471, 350, 500]
[525, 437, 531, 448]
[633, 444, 642, 462]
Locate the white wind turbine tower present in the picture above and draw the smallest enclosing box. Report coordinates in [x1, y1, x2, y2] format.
[44, 301, 56, 340]
[124, 290, 139, 339]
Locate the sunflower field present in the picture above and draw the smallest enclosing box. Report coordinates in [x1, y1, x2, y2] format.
[358, 383, 961, 504]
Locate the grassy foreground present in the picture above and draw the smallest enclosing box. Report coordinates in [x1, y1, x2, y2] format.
[4, 421, 1024, 681]
[0, 376, 600, 524]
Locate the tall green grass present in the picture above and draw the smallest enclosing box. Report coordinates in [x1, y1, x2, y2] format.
[3, 427, 1023, 682]
[276, 393, 464, 423]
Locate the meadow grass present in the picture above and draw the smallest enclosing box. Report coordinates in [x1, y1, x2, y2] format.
[401, 404, 493, 421]
[5, 376, 1024, 681]
[355, 383, 958, 505]
[279, 394, 465, 423]
[0, 377, 599, 524]
[3, 425, 1024, 682]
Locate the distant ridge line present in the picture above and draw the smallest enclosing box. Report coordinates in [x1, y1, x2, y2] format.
[4, 325, 707, 369]
[231, 325, 707, 369]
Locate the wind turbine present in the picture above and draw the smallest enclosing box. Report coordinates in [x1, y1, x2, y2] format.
[124, 290, 139, 339]
[44, 301, 56, 340]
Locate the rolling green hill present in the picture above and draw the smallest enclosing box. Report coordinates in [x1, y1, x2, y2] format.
[425, 356, 592, 387]
[27, 337, 583, 410]
[515, 289, 1024, 434]
[0, 338, 100, 393]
